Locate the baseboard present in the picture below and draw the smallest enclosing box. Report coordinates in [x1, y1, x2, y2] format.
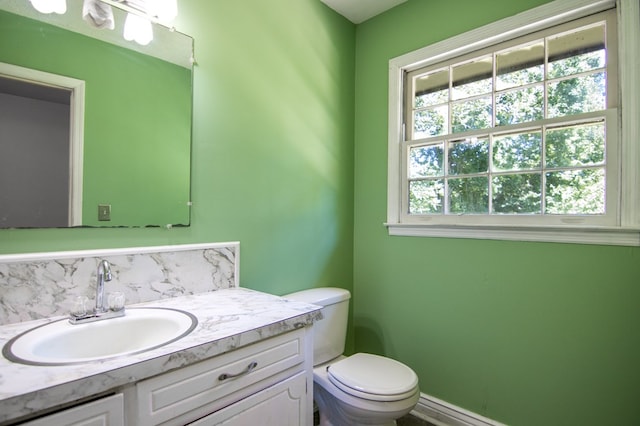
[410, 393, 507, 426]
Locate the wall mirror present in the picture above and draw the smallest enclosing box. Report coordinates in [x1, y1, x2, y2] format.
[0, 0, 192, 228]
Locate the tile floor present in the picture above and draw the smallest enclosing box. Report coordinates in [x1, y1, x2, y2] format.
[397, 413, 437, 425]
[314, 412, 436, 425]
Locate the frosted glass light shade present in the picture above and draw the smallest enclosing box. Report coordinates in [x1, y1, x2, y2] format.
[29, 0, 67, 14]
[123, 13, 153, 46]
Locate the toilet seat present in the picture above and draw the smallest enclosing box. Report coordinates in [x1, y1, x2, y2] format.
[327, 353, 419, 402]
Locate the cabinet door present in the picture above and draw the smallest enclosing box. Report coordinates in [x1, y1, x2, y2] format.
[20, 394, 124, 426]
[188, 372, 308, 426]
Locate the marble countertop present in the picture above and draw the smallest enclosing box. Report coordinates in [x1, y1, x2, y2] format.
[0, 288, 322, 425]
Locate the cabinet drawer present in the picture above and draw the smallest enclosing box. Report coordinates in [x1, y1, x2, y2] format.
[135, 328, 305, 426]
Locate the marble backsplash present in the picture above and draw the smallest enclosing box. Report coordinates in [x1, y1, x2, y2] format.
[0, 242, 239, 325]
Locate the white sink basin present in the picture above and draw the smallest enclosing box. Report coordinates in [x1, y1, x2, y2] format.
[2, 307, 198, 365]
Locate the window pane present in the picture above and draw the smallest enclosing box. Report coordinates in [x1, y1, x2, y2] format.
[546, 122, 605, 168]
[548, 50, 605, 78]
[496, 85, 544, 126]
[492, 173, 541, 214]
[547, 72, 605, 117]
[410, 179, 444, 214]
[451, 96, 492, 133]
[496, 41, 544, 90]
[414, 105, 448, 138]
[548, 25, 605, 79]
[448, 137, 489, 175]
[409, 144, 443, 178]
[452, 57, 492, 100]
[493, 131, 542, 171]
[448, 177, 489, 213]
[414, 69, 449, 107]
[545, 168, 605, 214]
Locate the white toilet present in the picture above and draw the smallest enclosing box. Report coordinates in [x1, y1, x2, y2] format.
[284, 287, 419, 426]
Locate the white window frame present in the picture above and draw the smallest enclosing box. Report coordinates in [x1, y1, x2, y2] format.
[386, 0, 640, 246]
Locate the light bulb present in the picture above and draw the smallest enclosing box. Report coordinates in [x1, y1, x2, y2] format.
[157, 0, 177, 22]
[29, 0, 67, 14]
[123, 13, 153, 46]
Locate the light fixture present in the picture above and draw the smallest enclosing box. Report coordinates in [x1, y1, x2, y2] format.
[29, 0, 67, 14]
[29, 0, 178, 46]
[123, 12, 153, 46]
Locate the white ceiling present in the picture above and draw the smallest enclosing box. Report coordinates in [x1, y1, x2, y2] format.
[319, 0, 407, 24]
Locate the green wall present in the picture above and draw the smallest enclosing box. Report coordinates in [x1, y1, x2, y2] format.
[353, 1, 640, 425]
[0, 0, 356, 301]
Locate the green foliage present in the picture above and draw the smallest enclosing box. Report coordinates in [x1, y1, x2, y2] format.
[449, 177, 489, 213]
[449, 138, 488, 174]
[493, 173, 541, 213]
[548, 73, 605, 117]
[409, 144, 443, 177]
[493, 132, 541, 171]
[545, 169, 605, 214]
[414, 107, 446, 138]
[409, 179, 444, 213]
[497, 64, 543, 90]
[546, 123, 605, 168]
[496, 86, 543, 126]
[452, 97, 492, 133]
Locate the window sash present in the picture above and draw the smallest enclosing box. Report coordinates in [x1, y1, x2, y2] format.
[400, 109, 618, 226]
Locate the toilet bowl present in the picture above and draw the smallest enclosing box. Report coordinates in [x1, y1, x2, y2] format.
[314, 354, 420, 426]
[283, 288, 420, 426]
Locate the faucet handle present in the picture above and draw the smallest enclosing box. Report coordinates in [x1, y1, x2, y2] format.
[108, 292, 125, 311]
[70, 296, 89, 317]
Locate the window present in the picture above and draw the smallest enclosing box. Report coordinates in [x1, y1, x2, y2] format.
[387, 0, 640, 245]
[406, 12, 615, 222]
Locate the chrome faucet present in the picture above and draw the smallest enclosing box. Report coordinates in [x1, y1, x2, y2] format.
[95, 259, 112, 313]
[69, 259, 124, 324]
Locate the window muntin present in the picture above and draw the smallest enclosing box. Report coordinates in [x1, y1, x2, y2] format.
[404, 12, 615, 222]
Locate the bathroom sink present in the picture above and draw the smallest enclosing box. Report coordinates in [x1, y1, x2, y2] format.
[2, 307, 198, 366]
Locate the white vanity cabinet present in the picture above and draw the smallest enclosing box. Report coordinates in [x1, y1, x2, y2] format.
[132, 327, 313, 426]
[20, 394, 124, 426]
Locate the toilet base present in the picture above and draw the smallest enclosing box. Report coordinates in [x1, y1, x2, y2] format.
[314, 379, 418, 426]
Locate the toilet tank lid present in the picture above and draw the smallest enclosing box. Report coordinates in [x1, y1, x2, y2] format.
[283, 287, 351, 306]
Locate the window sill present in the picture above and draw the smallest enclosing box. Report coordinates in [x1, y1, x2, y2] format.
[385, 223, 640, 246]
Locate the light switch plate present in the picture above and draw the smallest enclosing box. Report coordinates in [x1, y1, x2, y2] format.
[98, 204, 111, 221]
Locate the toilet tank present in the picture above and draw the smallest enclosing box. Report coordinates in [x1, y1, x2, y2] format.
[283, 287, 350, 366]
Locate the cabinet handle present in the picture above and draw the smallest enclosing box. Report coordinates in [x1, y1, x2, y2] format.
[218, 361, 258, 381]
